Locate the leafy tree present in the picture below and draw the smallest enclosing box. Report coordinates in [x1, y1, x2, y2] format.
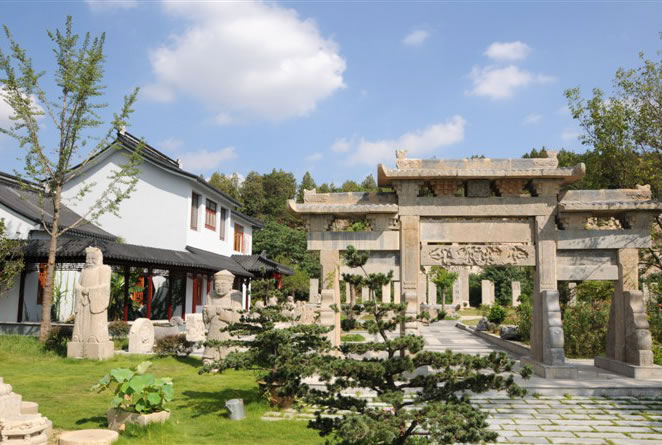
[429, 267, 457, 307]
[253, 219, 320, 279]
[307, 300, 531, 445]
[360, 174, 378, 192]
[340, 180, 361, 192]
[0, 219, 24, 295]
[297, 171, 317, 202]
[208, 172, 242, 203]
[480, 266, 533, 307]
[0, 17, 142, 339]
[262, 169, 297, 224]
[240, 171, 266, 218]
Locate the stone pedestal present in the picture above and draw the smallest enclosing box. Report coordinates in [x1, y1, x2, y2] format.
[57, 429, 118, 445]
[67, 341, 114, 360]
[0, 377, 51, 445]
[128, 318, 155, 354]
[345, 282, 351, 304]
[428, 280, 437, 305]
[520, 356, 579, 379]
[512, 281, 521, 307]
[481, 280, 495, 306]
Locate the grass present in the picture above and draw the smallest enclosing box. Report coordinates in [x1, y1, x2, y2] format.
[0, 335, 319, 445]
[462, 318, 480, 327]
[341, 334, 366, 342]
[457, 308, 482, 316]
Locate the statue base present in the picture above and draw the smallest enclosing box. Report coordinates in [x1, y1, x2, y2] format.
[67, 341, 114, 360]
[520, 356, 578, 379]
[595, 356, 662, 379]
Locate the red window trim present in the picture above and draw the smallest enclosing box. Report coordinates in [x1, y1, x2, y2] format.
[205, 199, 217, 231]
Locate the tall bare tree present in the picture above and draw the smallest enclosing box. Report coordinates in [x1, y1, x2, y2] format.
[0, 17, 142, 340]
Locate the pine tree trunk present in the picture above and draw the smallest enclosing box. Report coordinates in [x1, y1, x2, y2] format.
[39, 187, 61, 341]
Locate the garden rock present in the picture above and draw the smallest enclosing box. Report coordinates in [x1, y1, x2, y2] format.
[476, 317, 489, 331]
[500, 325, 519, 340]
[128, 318, 154, 354]
[57, 429, 118, 445]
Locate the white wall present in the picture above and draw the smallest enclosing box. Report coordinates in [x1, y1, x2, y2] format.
[0, 274, 20, 322]
[61, 150, 189, 250]
[0, 205, 36, 239]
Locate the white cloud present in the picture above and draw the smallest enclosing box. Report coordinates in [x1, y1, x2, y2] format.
[485, 41, 531, 61]
[0, 98, 12, 129]
[344, 116, 466, 166]
[522, 113, 542, 125]
[557, 105, 571, 115]
[402, 29, 430, 46]
[158, 137, 184, 153]
[468, 65, 555, 100]
[214, 113, 234, 126]
[178, 147, 237, 172]
[85, 0, 137, 12]
[561, 127, 581, 142]
[145, 1, 346, 121]
[331, 138, 351, 153]
[306, 152, 323, 162]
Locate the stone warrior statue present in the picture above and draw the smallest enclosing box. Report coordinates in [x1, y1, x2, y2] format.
[202, 270, 242, 364]
[67, 247, 114, 360]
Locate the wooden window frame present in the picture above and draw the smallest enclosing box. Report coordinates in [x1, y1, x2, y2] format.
[205, 199, 217, 231]
[234, 224, 244, 253]
[220, 208, 227, 240]
[190, 192, 200, 230]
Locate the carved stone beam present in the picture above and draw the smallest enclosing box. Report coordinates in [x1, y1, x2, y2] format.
[557, 213, 589, 230]
[530, 179, 562, 197]
[393, 181, 423, 205]
[495, 179, 529, 197]
[619, 211, 658, 230]
[307, 215, 334, 232]
[430, 179, 462, 197]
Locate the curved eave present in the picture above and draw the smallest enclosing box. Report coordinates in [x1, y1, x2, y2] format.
[288, 199, 398, 215]
[377, 163, 586, 187]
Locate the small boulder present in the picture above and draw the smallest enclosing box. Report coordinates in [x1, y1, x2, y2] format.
[476, 317, 489, 331]
[500, 326, 519, 340]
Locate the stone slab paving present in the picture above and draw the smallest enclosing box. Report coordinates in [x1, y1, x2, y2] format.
[262, 395, 662, 444]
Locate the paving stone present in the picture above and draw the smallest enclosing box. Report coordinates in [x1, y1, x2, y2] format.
[599, 426, 653, 433]
[514, 419, 552, 425]
[576, 432, 628, 439]
[540, 425, 594, 432]
[547, 438, 605, 444]
[554, 420, 614, 426]
[501, 424, 541, 431]
[497, 437, 549, 444]
[519, 430, 575, 437]
[630, 433, 662, 439]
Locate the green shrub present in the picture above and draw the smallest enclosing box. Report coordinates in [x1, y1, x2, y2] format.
[563, 301, 609, 358]
[43, 326, 70, 356]
[92, 361, 173, 414]
[515, 294, 532, 342]
[153, 335, 194, 356]
[437, 310, 447, 321]
[341, 334, 365, 343]
[340, 317, 357, 332]
[486, 304, 507, 325]
[108, 320, 130, 338]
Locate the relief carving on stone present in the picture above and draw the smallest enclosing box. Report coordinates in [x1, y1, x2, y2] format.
[421, 244, 535, 267]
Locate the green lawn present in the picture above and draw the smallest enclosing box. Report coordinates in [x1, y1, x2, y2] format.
[0, 336, 319, 445]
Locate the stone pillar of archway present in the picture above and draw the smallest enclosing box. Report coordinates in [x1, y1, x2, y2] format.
[522, 214, 578, 379]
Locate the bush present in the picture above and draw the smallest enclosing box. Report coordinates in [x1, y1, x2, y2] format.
[92, 361, 173, 414]
[153, 335, 194, 356]
[486, 304, 507, 325]
[437, 310, 447, 321]
[515, 294, 532, 342]
[340, 317, 357, 332]
[108, 320, 130, 338]
[563, 301, 609, 358]
[43, 326, 70, 356]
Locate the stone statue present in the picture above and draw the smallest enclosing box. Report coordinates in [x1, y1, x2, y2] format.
[67, 247, 114, 360]
[267, 295, 279, 306]
[185, 313, 206, 342]
[128, 318, 155, 354]
[202, 270, 242, 364]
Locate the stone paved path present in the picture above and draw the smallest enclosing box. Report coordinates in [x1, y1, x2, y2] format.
[420, 319, 504, 355]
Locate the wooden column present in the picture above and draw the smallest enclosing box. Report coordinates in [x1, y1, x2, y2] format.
[146, 269, 153, 319]
[16, 270, 26, 322]
[181, 274, 187, 320]
[206, 274, 211, 306]
[191, 274, 198, 314]
[167, 271, 174, 320]
[123, 267, 130, 321]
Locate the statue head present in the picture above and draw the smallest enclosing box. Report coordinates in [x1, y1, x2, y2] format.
[85, 247, 103, 266]
[213, 270, 235, 297]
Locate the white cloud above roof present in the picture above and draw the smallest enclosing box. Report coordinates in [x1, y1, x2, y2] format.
[144, 0, 346, 121]
[343, 116, 466, 166]
[85, 0, 137, 12]
[468, 65, 555, 100]
[178, 147, 237, 172]
[402, 29, 430, 46]
[485, 41, 531, 61]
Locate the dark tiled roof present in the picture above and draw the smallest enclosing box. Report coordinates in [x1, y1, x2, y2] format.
[232, 251, 294, 276]
[0, 172, 116, 241]
[22, 238, 253, 277]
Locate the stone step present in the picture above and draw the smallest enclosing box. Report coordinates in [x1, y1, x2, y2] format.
[21, 400, 39, 414]
[58, 429, 119, 445]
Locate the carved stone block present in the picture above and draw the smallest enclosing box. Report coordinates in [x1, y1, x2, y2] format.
[421, 244, 535, 267]
[495, 179, 528, 197]
[466, 180, 491, 198]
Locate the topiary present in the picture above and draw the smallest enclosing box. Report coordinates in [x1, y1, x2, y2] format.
[486, 304, 507, 325]
[108, 320, 130, 338]
[153, 335, 194, 356]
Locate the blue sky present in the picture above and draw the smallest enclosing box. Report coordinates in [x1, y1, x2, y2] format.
[1, 0, 661, 186]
